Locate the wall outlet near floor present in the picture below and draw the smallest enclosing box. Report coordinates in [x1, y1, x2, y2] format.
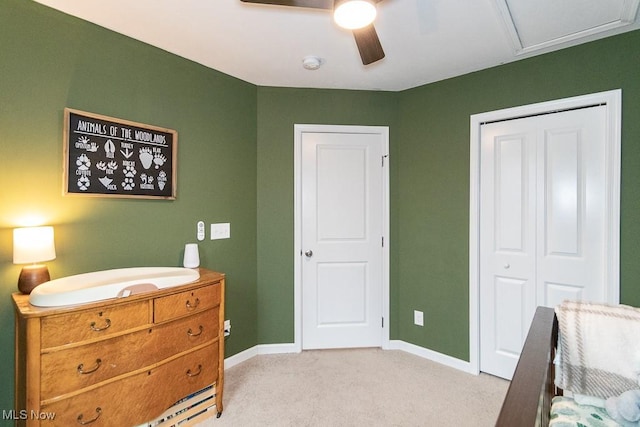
[224, 319, 231, 336]
[211, 223, 231, 240]
[414, 310, 424, 326]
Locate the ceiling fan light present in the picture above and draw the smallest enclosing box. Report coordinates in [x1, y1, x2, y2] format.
[334, 0, 377, 30]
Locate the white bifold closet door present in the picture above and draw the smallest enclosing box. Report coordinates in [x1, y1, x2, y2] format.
[479, 105, 608, 379]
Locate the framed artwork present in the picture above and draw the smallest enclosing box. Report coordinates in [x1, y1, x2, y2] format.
[63, 108, 177, 199]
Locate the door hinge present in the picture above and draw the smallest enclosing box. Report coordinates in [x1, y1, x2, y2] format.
[382, 236, 384, 247]
[382, 317, 384, 328]
[382, 154, 388, 167]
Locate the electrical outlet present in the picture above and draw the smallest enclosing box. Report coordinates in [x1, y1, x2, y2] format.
[224, 319, 231, 337]
[414, 310, 424, 326]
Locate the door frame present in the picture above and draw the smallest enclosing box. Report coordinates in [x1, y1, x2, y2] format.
[468, 89, 622, 374]
[293, 124, 390, 352]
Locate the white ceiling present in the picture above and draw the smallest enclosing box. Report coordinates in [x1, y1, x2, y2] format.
[33, 0, 639, 91]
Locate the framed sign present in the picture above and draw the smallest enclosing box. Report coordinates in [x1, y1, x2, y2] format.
[63, 108, 177, 199]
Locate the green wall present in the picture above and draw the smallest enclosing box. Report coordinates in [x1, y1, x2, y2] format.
[255, 88, 400, 343]
[0, 0, 257, 418]
[394, 30, 640, 359]
[2, 0, 640, 422]
[254, 30, 640, 361]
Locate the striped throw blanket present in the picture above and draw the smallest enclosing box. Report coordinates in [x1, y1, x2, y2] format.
[555, 300, 640, 399]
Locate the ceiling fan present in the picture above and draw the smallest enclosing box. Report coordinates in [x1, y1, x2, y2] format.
[240, 0, 385, 65]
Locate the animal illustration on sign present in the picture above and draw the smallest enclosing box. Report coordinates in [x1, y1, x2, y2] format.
[66, 109, 175, 197]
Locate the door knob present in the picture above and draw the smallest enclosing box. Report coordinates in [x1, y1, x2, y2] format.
[504, 263, 510, 269]
[304, 250, 313, 258]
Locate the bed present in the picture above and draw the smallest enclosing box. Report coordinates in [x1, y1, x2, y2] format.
[495, 306, 559, 426]
[495, 303, 640, 427]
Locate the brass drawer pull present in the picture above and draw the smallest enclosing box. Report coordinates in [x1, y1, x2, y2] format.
[77, 359, 102, 375]
[90, 318, 111, 332]
[186, 364, 202, 377]
[185, 298, 200, 311]
[187, 325, 204, 337]
[77, 407, 102, 425]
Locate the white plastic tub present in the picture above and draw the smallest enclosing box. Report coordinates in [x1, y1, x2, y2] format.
[29, 267, 200, 307]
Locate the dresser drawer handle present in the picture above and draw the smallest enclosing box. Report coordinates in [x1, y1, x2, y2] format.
[77, 359, 102, 375]
[90, 318, 111, 332]
[185, 298, 200, 310]
[186, 364, 203, 377]
[187, 325, 204, 337]
[77, 407, 102, 425]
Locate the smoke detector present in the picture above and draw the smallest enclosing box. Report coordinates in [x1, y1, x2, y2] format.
[302, 56, 323, 70]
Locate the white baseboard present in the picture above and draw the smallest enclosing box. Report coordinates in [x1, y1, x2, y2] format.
[224, 341, 475, 375]
[387, 340, 475, 374]
[255, 343, 300, 355]
[224, 343, 300, 369]
[224, 346, 259, 369]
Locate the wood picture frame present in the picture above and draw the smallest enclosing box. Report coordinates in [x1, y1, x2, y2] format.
[63, 108, 177, 199]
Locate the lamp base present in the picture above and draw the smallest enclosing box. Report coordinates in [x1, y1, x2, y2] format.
[18, 264, 50, 294]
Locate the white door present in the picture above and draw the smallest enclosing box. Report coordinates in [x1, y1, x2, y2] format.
[479, 106, 609, 379]
[300, 128, 386, 349]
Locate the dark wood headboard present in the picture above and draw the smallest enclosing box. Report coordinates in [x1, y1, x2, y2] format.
[495, 306, 560, 426]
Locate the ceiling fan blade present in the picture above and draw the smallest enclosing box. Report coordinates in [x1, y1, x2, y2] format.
[240, 0, 332, 9]
[353, 24, 385, 65]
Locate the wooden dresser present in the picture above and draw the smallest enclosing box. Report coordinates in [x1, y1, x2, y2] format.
[12, 268, 225, 427]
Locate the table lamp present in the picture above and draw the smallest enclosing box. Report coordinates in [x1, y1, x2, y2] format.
[13, 226, 56, 294]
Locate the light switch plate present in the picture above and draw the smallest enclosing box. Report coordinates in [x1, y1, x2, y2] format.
[211, 223, 230, 240]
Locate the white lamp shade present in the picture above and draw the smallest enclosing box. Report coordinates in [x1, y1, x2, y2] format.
[334, 0, 377, 30]
[13, 226, 56, 264]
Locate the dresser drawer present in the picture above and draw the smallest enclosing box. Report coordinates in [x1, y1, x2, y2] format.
[40, 307, 219, 400]
[154, 283, 220, 323]
[41, 300, 150, 349]
[41, 345, 218, 427]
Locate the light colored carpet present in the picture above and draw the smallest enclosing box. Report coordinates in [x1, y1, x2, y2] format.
[194, 348, 508, 426]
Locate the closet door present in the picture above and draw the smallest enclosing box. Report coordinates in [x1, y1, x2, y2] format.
[479, 106, 607, 379]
